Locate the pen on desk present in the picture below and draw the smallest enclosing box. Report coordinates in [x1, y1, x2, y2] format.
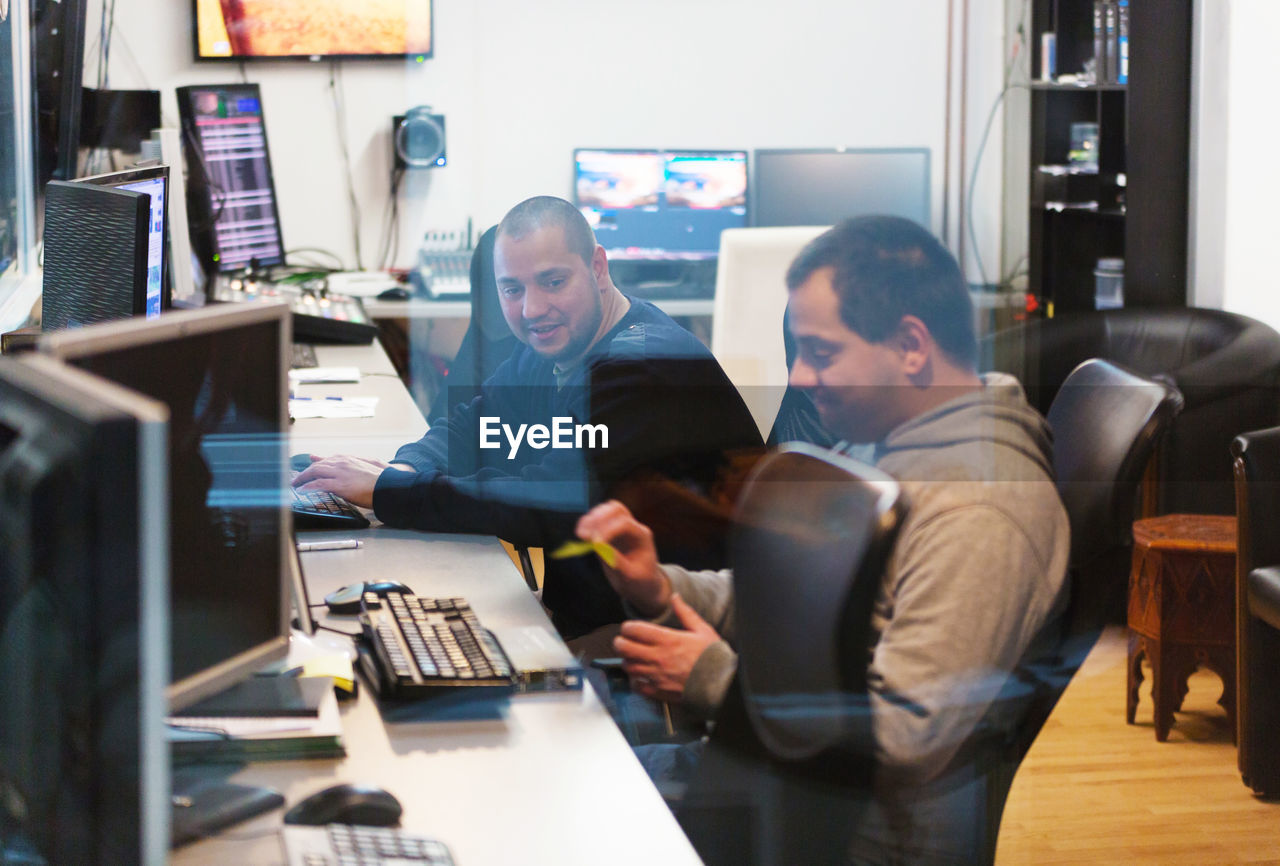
[296, 539, 363, 552]
[290, 396, 347, 401]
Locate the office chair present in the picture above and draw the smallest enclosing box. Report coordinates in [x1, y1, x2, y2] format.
[711, 226, 829, 439]
[1231, 427, 1280, 796]
[980, 359, 1182, 857]
[766, 306, 835, 449]
[435, 225, 537, 590]
[676, 442, 907, 866]
[1046, 358, 1184, 632]
[436, 225, 518, 421]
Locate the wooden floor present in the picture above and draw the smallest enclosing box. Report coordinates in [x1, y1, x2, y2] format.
[996, 625, 1280, 864]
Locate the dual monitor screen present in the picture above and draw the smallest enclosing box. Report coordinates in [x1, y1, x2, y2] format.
[574, 146, 932, 261]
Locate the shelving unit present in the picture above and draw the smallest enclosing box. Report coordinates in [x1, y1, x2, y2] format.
[1025, 0, 1192, 315]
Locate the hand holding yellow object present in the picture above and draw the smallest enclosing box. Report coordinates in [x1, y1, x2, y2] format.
[549, 539, 619, 568]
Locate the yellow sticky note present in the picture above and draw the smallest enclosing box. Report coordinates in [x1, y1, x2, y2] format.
[549, 539, 618, 568]
[301, 655, 356, 695]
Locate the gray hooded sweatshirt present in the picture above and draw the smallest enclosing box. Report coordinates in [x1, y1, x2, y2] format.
[654, 373, 1070, 787]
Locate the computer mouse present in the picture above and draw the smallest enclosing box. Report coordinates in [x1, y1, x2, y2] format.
[283, 783, 403, 827]
[290, 453, 316, 473]
[324, 580, 416, 614]
[377, 286, 411, 301]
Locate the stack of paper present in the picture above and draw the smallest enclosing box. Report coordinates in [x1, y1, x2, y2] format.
[168, 677, 345, 763]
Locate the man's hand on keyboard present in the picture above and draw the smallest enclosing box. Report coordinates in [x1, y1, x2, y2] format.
[292, 454, 393, 509]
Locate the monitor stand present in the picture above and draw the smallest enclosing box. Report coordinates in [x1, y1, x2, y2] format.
[170, 771, 284, 848]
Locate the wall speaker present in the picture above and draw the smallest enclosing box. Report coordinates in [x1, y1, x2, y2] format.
[392, 107, 446, 170]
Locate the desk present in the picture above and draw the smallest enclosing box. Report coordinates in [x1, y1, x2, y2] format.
[361, 295, 714, 321]
[290, 341, 429, 460]
[176, 339, 702, 865]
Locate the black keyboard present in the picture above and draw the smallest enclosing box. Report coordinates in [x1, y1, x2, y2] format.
[357, 594, 516, 700]
[282, 824, 454, 866]
[291, 342, 319, 369]
[291, 484, 371, 530]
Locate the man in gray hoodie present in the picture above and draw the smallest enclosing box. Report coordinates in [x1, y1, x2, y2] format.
[576, 215, 1070, 864]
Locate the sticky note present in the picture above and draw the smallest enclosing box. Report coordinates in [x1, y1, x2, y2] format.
[549, 539, 618, 568]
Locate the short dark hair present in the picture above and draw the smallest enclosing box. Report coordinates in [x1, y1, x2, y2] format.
[785, 216, 977, 369]
[497, 195, 597, 266]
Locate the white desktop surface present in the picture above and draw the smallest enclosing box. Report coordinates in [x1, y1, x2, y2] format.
[175, 339, 703, 865]
[290, 342, 429, 461]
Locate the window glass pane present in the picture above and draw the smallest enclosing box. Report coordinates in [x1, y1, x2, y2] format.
[1, 1, 18, 277]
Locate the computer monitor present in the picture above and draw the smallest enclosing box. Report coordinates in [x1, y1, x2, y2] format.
[193, 0, 433, 62]
[752, 148, 931, 230]
[32, 0, 88, 188]
[43, 302, 293, 712]
[84, 164, 172, 317]
[41, 164, 171, 330]
[574, 148, 748, 261]
[176, 83, 287, 274]
[0, 354, 170, 864]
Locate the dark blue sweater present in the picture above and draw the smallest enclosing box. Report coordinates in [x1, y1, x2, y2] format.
[373, 298, 761, 638]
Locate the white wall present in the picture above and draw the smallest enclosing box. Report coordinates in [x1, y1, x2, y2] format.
[91, 0, 1008, 278]
[1191, 0, 1280, 326]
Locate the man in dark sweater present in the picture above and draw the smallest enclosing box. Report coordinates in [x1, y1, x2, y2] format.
[293, 196, 760, 638]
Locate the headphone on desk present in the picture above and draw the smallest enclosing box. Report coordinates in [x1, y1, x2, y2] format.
[394, 107, 447, 169]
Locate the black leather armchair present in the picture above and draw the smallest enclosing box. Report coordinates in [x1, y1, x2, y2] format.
[984, 308, 1280, 515]
[1231, 428, 1280, 796]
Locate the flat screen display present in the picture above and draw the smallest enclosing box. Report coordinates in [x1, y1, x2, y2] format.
[194, 0, 433, 61]
[44, 304, 292, 710]
[0, 355, 170, 865]
[575, 149, 748, 261]
[177, 84, 286, 272]
[752, 148, 931, 230]
[117, 176, 167, 318]
[42, 164, 170, 330]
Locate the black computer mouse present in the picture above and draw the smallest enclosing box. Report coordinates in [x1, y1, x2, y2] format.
[377, 286, 411, 301]
[324, 580, 415, 614]
[283, 783, 403, 827]
[290, 453, 317, 473]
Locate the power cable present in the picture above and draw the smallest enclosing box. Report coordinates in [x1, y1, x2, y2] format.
[328, 62, 363, 270]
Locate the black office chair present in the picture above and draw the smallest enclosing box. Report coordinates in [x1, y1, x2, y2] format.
[1231, 428, 1280, 796]
[435, 225, 518, 422]
[766, 307, 835, 449]
[433, 226, 537, 590]
[676, 443, 907, 866]
[981, 359, 1183, 855]
[1046, 358, 1185, 634]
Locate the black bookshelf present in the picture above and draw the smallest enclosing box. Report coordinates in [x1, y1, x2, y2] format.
[1026, 0, 1191, 315]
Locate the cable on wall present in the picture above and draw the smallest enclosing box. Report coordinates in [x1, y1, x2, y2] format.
[965, 0, 1031, 289]
[376, 166, 405, 270]
[328, 62, 363, 271]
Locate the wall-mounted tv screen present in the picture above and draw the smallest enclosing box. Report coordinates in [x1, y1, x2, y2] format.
[193, 0, 433, 61]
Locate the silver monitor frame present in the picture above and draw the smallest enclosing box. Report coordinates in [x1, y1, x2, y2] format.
[41, 301, 293, 712]
[10, 353, 172, 863]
